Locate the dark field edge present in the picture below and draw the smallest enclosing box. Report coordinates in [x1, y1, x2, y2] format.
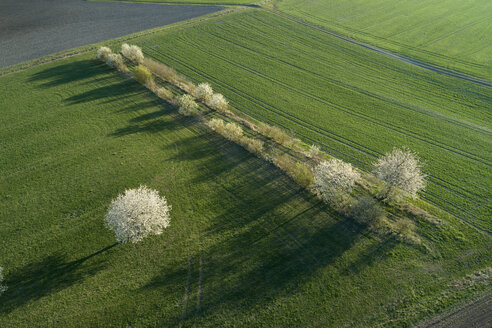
[415, 291, 492, 328]
[0, 6, 241, 77]
[268, 9, 492, 87]
[88, 0, 261, 7]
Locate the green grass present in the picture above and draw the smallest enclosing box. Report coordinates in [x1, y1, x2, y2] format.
[276, 0, 492, 79]
[131, 9, 492, 231]
[1, 52, 490, 327]
[91, 0, 258, 5]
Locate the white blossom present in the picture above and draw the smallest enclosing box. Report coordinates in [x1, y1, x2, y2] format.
[208, 93, 228, 112]
[373, 147, 426, 199]
[193, 83, 213, 102]
[177, 94, 199, 116]
[96, 46, 112, 60]
[105, 53, 124, 69]
[105, 186, 171, 243]
[121, 43, 144, 64]
[313, 159, 360, 206]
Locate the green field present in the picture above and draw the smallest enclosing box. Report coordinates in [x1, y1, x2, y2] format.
[276, 0, 492, 79]
[130, 10, 491, 231]
[0, 52, 490, 327]
[92, 0, 257, 5]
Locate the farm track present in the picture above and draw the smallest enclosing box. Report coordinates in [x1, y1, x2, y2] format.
[294, 9, 489, 70]
[270, 10, 492, 87]
[170, 36, 491, 167]
[142, 45, 490, 228]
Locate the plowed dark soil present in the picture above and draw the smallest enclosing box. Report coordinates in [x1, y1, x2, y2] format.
[0, 0, 222, 68]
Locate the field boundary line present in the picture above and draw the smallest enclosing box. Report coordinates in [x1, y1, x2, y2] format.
[268, 9, 492, 87]
[0, 6, 243, 77]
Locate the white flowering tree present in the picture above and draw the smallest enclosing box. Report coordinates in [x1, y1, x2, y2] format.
[121, 43, 144, 64]
[105, 186, 171, 243]
[208, 93, 228, 112]
[194, 83, 213, 102]
[0, 267, 7, 295]
[97, 46, 112, 61]
[313, 159, 360, 208]
[177, 94, 199, 116]
[373, 147, 426, 200]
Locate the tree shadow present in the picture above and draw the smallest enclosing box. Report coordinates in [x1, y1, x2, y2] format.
[140, 139, 392, 325]
[0, 243, 117, 314]
[64, 80, 144, 105]
[28, 60, 108, 88]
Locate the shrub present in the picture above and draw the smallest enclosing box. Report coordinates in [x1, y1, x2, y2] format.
[0, 267, 6, 295]
[105, 186, 171, 243]
[272, 154, 313, 187]
[155, 87, 174, 102]
[177, 80, 196, 95]
[240, 136, 264, 156]
[392, 217, 418, 242]
[222, 122, 243, 142]
[258, 123, 295, 147]
[207, 118, 225, 131]
[294, 162, 314, 187]
[177, 94, 199, 116]
[97, 46, 112, 61]
[133, 65, 153, 85]
[208, 93, 229, 112]
[350, 196, 385, 226]
[373, 147, 426, 200]
[308, 144, 320, 158]
[313, 159, 360, 208]
[194, 83, 213, 102]
[106, 53, 125, 69]
[143, 58, 177, 83]
[121, 43, 144, 64]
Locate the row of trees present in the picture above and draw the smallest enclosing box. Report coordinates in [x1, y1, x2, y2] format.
[97, 45, 426, 236]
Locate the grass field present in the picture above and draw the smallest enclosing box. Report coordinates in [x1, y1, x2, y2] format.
[276, 0, 492, 79]
[130, 10, 492, 231]
[0, 52, 490, 327]
[92, 0, 257, 5]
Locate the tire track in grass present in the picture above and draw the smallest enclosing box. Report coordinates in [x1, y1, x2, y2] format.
[141, 46, 489, 229]
[292, 8, 490, 71]
[144, 46, 489, 204]
[173, 35, 491, 167]
[202, 29, 492, 137]
[196, 256, 204, 316]
[180, 258, 194, 326]
[143, 45, 380, 159]
[272, 10, 492, 87]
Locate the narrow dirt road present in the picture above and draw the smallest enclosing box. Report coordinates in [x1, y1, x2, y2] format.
[273, 10, 492, 88]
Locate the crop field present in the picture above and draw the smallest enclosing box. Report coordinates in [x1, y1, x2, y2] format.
[92, 0, 256, 5]
[276, 0, 492, 79]
[0, 0, 222, 68]
[131, 10, 492, 231]
[0, 53, 490, 327]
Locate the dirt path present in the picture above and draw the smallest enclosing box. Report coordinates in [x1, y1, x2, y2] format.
[272, 10, 492, 88]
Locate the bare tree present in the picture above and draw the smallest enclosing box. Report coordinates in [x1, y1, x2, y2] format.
[373, 147, 426, 200]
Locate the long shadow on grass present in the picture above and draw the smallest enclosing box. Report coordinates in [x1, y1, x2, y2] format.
[28, 60, 109, 88]
[142, 137, 395, 325]
[0, 243, 117, 314]
[65, 79, 145, 105]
